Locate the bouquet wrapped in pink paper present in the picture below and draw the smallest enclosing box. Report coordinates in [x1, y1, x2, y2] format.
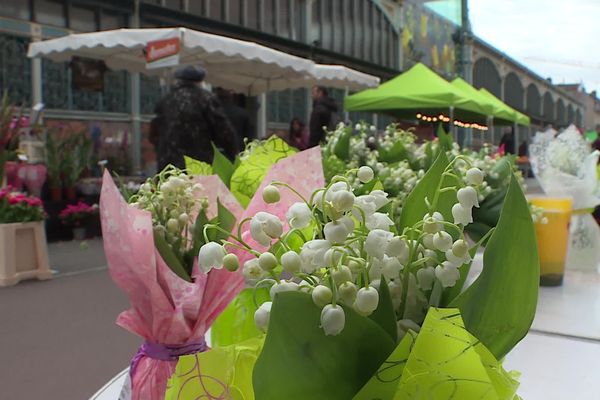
[101, 148, 325, 399]
[100, 167, 245, 400]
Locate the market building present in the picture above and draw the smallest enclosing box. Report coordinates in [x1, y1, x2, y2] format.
[0, 0, 590, 174]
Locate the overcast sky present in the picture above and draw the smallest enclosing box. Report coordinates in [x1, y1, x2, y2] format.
[470, 0, 600, 94]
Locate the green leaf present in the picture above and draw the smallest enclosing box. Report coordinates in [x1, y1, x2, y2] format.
[399, 152, 455, 232]
[450, 175, 539, 359]
[191, 209, 210, 256]
[211, 143, 235, 186]
[333, 127, 352, 160]
[353, 331, 416, 400]
[154, 232, 191, 282]
[185, 155, 213, 176]
[253, 292, 395, 400]
[368, 277, 398, 342]
[464, 221, 493, 244]
[215, 198, 236, 242]
[378, 141, 409, 163]
[210, 288, 271, 347]
[437, 125, 453, 152]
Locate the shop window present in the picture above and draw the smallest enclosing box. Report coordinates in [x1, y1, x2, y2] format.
[70, 6, 97, 32]
[267, 88, 308, 125]
[141, 75, 162, 114]
[1, 0, 30, 20]
[278, 0, 290, 38]
[34, 0, 66, 27]
[0, 33, 31, 105]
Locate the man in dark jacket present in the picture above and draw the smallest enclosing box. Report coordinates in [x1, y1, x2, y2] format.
[215, 87, 254, 153]
[150, 66, 238, 171]
[309, 86, 339, 147]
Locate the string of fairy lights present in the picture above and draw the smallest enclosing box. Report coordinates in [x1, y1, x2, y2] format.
[415, 113, 489, 131]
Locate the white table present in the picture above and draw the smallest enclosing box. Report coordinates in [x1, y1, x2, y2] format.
[91, 264, 600, 400]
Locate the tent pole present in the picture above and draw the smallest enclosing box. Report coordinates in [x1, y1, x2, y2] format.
[130, 72, 142, 175]
[514, 122, 519, 155]
[449, 106, 455, 139]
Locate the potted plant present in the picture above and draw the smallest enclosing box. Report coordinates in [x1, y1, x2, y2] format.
[58, 201, 98, 240]
[0, 93, 26, 187]
[0, 186, 51, 286]
[61, 133, 92, 201]
[45, 133, 63, 201]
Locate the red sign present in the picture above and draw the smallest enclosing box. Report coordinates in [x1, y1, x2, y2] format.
[145, 37, 181, 63]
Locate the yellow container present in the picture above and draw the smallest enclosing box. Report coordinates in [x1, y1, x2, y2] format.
[529, 197, 573, 286]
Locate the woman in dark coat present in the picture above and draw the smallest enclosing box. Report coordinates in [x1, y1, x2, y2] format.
[150, 66, 238, 171]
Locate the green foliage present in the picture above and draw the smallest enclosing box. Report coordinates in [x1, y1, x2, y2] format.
[253, 292, 395, 400]
[368, 277, 398, 342]
[333, 126, 352, 160]
[211, 144, 235, 186]
[450, 175, 539, 359]
[154, 231, 192, 282]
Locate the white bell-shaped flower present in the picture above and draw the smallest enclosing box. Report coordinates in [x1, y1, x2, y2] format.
[466, 167, 484, 186]
[354, 286, 379, 315]
[370, 255, 403, 280]
[338, 281, 358, 305]
[324, 247, 347, 266]
[254, 301, 272, 332]
[243, 259, 265, 281]
[423, 249, 438, 267]
[331, 190, 355, 213]
[357, 166, 374, 183]
[286, 202, 312, 229]
[332, 265, 353, 284]
[353, 195, 378, 220]
[365, 229, 393, 259]
[262, 184, 281, 204]
[370, 190, 389, 209]
[340, 215, 355, 233]
[270, 280, 299, 300]
[435, 261, 460, 288]
[324, 220, 351, 244]
[300, 240, 331, 273]
[422, 212, 444, 234]
[385, 236, 409, 262]
[457, 186, 480, 208]
[445, 239, 471, 266]
[433, 231, 453, 252]
[366, 212, 394, 231]
[320, 304, 345, 336]
[388, 280, 403, 309]
[452, 203, 473, 225]
[312, 285, 333, 307]
[281, 250, 302, 273]
[198, 242, 226, 273]
[250, 212, 283, 246]
[423, 233, 435, 250]
[258, 252, 278, 271]
[416, 266, 435, 290]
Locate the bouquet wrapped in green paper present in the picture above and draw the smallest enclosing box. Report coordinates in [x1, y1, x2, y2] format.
[166, 151, 539, 399]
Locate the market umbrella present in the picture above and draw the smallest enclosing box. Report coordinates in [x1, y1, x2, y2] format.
[479, 88, 530, 126]
[27, 27, 315, 96]
[344, 63, 489, 122]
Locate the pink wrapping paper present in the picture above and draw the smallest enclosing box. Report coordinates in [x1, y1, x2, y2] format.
[100, 172, 245, 400]
[232, 147, 325, 266]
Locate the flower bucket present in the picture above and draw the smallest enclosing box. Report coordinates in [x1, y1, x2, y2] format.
[0, 221, 52, 286]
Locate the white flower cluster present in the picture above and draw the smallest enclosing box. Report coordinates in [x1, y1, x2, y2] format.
[198, 162, 487, 337]
[130, 166, 206, 251]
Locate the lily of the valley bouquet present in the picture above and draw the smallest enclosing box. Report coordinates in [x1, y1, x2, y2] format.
[530, 125, 600, 272]
[166, 151, 539, 399]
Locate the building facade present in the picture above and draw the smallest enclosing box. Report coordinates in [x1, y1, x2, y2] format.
[557, 84, 600, 132]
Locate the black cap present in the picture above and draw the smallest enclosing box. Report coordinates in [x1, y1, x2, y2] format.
[174, 65, 206, 82]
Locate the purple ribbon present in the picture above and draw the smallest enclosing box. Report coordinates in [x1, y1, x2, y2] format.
[129, 339, 208, 378]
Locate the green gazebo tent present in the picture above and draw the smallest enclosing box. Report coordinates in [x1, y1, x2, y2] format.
[344, 63, 489, 123]
[478, 88, 530, 126]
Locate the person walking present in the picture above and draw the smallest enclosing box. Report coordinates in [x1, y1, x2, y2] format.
[288, 117, 309, 150]
[308, 86, 339, 147]
[150, 66, 238, 171]
[215, 87, 254, 153]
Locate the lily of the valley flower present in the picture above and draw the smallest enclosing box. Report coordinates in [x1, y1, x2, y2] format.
[422, 212, 444, 234]
[370, 190, 389, 209]
[300, 240, 331, 273]
[270, 280, 300, 300]
[366, 212, 394, 231]
[457, 186, 480, 208]
[385, 236, 409, 263]
[286, 202, 312, 229]
[432, 231, 453, 252]
[324, 220, 351, 244]
[435, 261, 461, 287]
[365, 229, 393, 259]
[357, 166, 374, 183]
[417, 266, 436, 290]
[353, 195, 378, 219]
[466, 167, 484, 185]
[452, 203, 473, 225]
[354, 286, 379, 315]
[331, 265, 353, 284]
[222, 253, 240, 272]
[281, 250, 302, 273]
[320, 304, 345, 336]
[243, 259, 264, 281]
[198, 242, 226, 273]
[330, 190, 355, 213]
[262, 184, 281, 204]
[338, 281, 358, 305]
[312, 285, 333, 307]
[250, 212, 283, 246]
[254, 301, 272, 332]
[370, 255, 403, 280]
[258, 252, 278, 271]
